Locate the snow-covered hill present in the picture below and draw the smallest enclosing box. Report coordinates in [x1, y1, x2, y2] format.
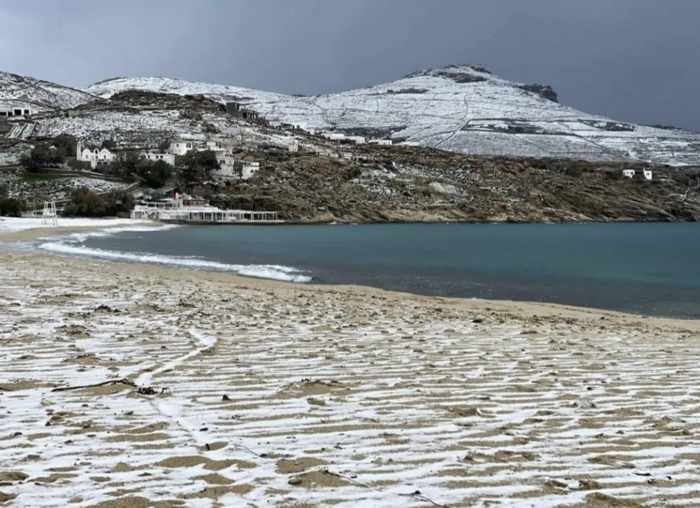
[0, 71, 96, 112]
[88, 65, 700, 166]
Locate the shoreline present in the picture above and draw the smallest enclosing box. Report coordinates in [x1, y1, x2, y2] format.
[2, 218, 699, 327]
[3, 248, 699, 334]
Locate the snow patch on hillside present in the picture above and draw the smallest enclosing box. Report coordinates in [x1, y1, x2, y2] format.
[87, 65, 700, 166]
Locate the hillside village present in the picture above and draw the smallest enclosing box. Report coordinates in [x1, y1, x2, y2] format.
[1, 68, 700, 223]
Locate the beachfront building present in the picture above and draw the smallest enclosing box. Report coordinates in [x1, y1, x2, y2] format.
[131, 193, 281, 224]
[622, 169, 636, 178]
[76, 141, 117, 169]
[643, 169, 653, 181]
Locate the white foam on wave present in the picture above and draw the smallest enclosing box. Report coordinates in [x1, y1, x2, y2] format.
[37, 225, 312, 283]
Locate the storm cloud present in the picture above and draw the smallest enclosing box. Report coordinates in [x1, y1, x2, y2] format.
[1, 0, 698, 130]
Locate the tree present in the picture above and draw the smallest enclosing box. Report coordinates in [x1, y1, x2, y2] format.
[104, 189, 135, 216]
[21, 144, 64, 172]
[136, 159, 172, 188]
[63, 188, 107, 217]
[0, 186, 24, 217]
[177, 150, 220, 183]
[0, 197, 24, 217]
[62, 188, 135, 217]
[101, 139, 117, 150]
[53, 134, 77, 158]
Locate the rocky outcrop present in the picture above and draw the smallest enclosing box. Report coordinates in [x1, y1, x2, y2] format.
[208, 143, 700, 224]
[518, 84, 559, 103]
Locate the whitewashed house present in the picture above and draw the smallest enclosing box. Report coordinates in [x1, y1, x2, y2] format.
[347, 135, 367, 145]
[141, 151, 176, 166]
[0, 103, 31, 119]
[369, 139, 393, 146]
[169, 140, 195, 156]
[288, 140, 300, 153]
[76, 141, 116, 169]
[210, 157, 260, 182]
[241, 161, 260, 180]
[622, 169, 636, 178]
[643, 169, 653, 181]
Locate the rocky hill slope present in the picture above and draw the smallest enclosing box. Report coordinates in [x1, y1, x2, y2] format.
[211, 144, 700, 224]
[88, 65, 700, 166]
[0, 71, 96, 112]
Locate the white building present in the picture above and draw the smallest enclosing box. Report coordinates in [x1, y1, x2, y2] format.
[369, 139, 393, 146]
[288, 140, 300, 153]
[211, 159, 260, 181]
[622, 169, 636, 178]
[131, 194, 281, 224]
[141, 152, 176, 166]
[76, 141, 116, 169]
[347, 135, 366, 145]
[169, 140, 195, 156]
[0, 104, 31, 119]
[643, 169, 653, 181]
[241, 161, 260, 180]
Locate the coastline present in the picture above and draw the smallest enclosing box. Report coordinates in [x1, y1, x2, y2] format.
[1, 219, 699, 327]
[3, 226, 700, 506]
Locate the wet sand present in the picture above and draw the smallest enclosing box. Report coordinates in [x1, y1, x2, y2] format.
[1, 249, 700, 507]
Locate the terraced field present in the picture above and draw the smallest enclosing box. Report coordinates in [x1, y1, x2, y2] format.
[1, 252, 700, 507]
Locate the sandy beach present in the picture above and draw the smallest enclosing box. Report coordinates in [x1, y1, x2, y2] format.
[1, 224, 700, 507]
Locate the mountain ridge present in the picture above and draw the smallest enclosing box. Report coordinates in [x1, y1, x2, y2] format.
[2, 65, 700, 166]
[0, 70, 97, 111]
[85, 65, 700, 166]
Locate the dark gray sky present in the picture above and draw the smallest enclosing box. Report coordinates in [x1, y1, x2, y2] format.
[2, 0, 699, 130]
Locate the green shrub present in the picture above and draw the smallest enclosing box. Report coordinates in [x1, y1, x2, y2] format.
[0, 197, 24, 217]
[177, 150, 220, 183]
[63, 188, 135, 217]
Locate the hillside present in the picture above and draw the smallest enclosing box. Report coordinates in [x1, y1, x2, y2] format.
[0, 71, 97, 112]
[2, 69, 700, 224]
[88, 65, 700, 166]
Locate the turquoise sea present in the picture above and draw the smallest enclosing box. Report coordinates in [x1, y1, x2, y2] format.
[39, 223, 700, 318]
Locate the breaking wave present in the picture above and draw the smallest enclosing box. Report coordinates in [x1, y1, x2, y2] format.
[37, 225, 312, 283]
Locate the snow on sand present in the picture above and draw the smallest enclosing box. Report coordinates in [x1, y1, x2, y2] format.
[1, 251, 700, 507]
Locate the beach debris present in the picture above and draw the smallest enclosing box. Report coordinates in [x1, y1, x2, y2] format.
[51, 378, 136, 393]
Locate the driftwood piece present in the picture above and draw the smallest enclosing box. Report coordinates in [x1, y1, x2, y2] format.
[51, 378, 136, 392]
